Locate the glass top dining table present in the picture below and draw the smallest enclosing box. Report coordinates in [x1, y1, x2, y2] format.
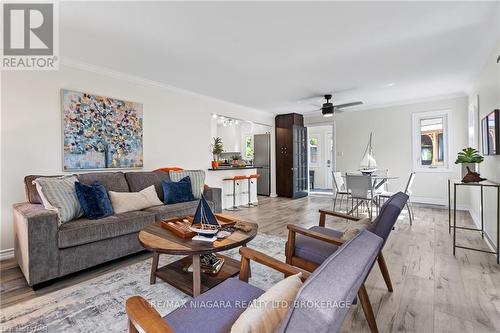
[342, 172, 399, 190]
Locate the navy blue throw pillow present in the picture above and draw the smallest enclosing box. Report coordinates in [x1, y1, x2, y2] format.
[162, 176, 195, 204]
[75, 181, 114, 219]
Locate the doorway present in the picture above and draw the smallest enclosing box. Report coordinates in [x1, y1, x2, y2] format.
[308, 124, 335, 194]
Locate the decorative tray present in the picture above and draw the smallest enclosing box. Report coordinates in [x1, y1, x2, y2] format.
[160, 214, 247, 239]
[161, 216, 196, 238]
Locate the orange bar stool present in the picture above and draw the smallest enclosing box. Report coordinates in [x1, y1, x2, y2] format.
[243, 174, 260, 208]
[223, 175, 248, 211]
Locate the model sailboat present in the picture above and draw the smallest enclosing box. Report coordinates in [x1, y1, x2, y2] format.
[190, 195, 220, 242]
[359, 132, 377, 175]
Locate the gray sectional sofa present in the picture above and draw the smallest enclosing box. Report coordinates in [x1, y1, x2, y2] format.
[13, 171, 222, 287]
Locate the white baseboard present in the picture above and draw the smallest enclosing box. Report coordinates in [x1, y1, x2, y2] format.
[410, 196, 470, 211]
[0, 248, 14, 261]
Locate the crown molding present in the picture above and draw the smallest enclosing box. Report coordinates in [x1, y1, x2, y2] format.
[60, 58, 275, 118]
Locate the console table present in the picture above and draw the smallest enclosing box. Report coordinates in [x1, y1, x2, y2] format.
[447, 179, 500, 264]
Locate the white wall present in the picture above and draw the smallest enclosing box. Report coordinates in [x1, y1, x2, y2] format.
[468, 44, 500, 248]
[305, 96, 469, 205]
[0, 64, 275, 251]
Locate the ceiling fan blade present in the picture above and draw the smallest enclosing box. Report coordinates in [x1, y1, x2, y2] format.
[333, 101, 363, 109]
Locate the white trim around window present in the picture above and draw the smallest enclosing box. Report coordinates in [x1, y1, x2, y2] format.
[411, 109, 451, 173]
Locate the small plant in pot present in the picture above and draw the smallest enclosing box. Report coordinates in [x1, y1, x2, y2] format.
[211, 137, 224, 169]
[455, 147, 484, 178]
[231, 154, 241, 167]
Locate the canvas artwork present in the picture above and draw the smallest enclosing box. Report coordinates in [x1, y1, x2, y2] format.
[62, 89, 143, 170]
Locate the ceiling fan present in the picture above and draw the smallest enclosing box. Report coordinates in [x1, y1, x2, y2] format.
[309, 94, 363, 117]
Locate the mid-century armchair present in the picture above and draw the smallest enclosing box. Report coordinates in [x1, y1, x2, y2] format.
[127, 230, 384, 333]
[286, 192, 409, 293]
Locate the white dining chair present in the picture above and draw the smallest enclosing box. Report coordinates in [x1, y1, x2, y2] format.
[345, 173, 379, 219]
[378, 172, 416, 225]
[332, 171, 349, 212]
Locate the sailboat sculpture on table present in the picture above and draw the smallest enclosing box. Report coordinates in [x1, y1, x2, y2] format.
[359, 132, 378, 175]
[189, 195, 220, 242]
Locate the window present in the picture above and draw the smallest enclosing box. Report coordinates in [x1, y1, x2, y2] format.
[244, 135, 254, 159]
[309, 137, 319, 166]
[412, 110, 450, 171]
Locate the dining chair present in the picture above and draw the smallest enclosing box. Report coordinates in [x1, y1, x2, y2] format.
[345, 173, 378, 219]
[378, 172, 415, 225]
[332, 171, 349, 212]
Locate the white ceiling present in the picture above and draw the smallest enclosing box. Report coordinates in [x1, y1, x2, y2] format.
[60, 1, 499, 114]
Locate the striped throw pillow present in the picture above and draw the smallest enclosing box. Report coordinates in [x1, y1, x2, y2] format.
[169, 170, 205, 199]
[33, 175, 84, 224]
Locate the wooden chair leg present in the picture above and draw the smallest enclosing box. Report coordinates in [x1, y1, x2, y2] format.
[377, 252, 393, 292]
[333, 193, 338, 211]
[358, 284, 379, 333]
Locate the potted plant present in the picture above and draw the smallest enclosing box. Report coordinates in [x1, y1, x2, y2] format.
[231, 154, 241, 167]
[211, 137, 224, 169]
[455, 147, 484, 178]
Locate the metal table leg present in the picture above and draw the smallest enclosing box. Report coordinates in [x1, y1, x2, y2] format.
[453, 183, 457, 256]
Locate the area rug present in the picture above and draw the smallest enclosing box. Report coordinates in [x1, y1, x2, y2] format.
[0, 234, 286, 333]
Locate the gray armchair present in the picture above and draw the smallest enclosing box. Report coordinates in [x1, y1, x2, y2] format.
[285, 192, 409, 294]
[126, 230, 384, 333]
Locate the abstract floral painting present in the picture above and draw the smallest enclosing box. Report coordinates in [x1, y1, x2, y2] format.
[62, 89, 143, 170]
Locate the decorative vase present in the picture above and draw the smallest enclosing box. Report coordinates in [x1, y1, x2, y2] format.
[461, 163, 476, 178]
[211, 160, 219, 169]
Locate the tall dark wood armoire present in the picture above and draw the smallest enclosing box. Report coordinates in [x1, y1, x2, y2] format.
[275, 113, 308, 198]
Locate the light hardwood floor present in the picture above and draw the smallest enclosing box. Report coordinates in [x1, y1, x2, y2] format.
[1, 195, 500, 333]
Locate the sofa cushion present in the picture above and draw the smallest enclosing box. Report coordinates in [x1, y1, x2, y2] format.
[58, 210, 156, 248]
[144, 200, 215, 221]
[164, 277, 264, 333]
[78, 172, 129, 193]
[24, 175, 62, 204]
[292, 226, 343, 265]
[125, 171, 170, 201]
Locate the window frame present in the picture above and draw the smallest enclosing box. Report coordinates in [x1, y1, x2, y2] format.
[309, 136, 321, 167]
[411, 110, 451, 173]
[244, 135, 254, 159]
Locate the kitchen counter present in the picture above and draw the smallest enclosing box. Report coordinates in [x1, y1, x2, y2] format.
[208, 166, 261, 171]
[205, 167, 260, 209]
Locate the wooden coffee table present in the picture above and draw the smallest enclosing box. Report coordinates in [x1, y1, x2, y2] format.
[138, 219, 258, 297]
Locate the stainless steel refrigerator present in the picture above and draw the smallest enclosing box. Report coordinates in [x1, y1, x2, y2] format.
[254, 133, 271, 196]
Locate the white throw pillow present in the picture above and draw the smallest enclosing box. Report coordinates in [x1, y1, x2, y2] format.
[33, 175, 83, 224]
[231, 273, 303, 333]
[108, 185, 163, 214]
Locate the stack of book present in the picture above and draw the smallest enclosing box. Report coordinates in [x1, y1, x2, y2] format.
[183, 254, 225, 274]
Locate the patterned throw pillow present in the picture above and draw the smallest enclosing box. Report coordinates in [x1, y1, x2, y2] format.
[169, 170, 205, 199]
[340, 217, 372, 241]
[33, 175, 84, 224]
